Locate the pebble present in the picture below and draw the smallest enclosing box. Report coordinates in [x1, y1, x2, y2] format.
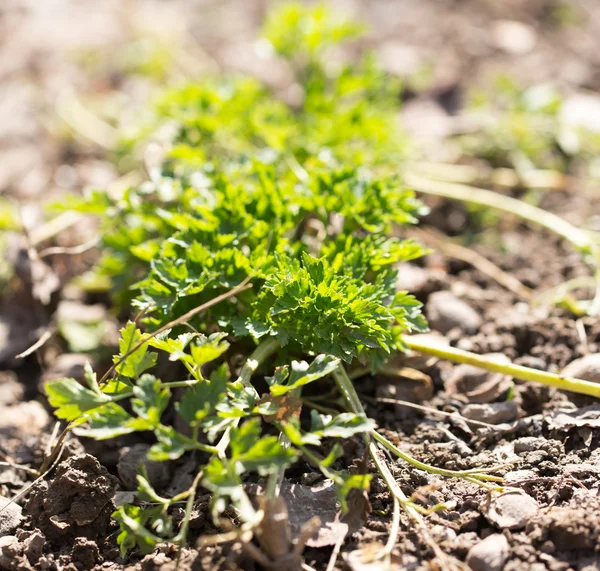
[485, 490, 538, 530]
[505, 469, 537, 483]
[492, 20, 537, 54]
[0, 536, 17, 548]
[395, 263, 429, 294]
[445, 354, 512, 403]
[560, 95, 600, 134]
[466, 533, 510, 571]
[0, 401, 50, 436]
[462, 401, 518, 424]
[118, 444, 172, 491]
[0, 497, 23, 537]
[426, 291, 482, 334]
[0, 372, 23, 407]
[562, 354, 600, 384]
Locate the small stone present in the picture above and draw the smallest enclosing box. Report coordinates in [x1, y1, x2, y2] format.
[396, 263, 429, 294]
[0, 496, 23, 537]
[0, 372, 24, 406]
[492, 20, 537, 54]
[485, 490, 538, 530]
[426, 291, 482, 334]
[0, 401, 50, 436]
[466, 533, 510, 571]
[462, 401, 518, 425]
[0, 535, 17, 548]
[560, 95, 600, 134]
[505, 469, 537, 483]
[562, 354, 600, 384]
[118, 444, 172, 491]
[445, 354, 512, 403]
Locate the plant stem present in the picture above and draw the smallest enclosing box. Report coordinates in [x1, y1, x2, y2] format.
[371, 431, 502, 483]
[404, 336, 600, 399]
[405, 173, 595, 254]
[331, 366, 364, 415]
[174, 468, 204, 565]
[405, 173, 600, 314]
[332, 363, 502, 485]
[333, 363, 463, 567]
[236, 337, 280, 388]
[216, 337, 281, 458]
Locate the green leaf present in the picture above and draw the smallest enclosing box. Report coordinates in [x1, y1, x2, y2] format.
[310, 411, 375, 439]
[190, 332, 230, 367]
[73, 403, 144, 440]
[229, 418, 297, 475]
[270, 354, 339, 396]
[136, 468, 169, 504]
[176, 371, 229, 426]
[336, 472, 372, 513]
[148, 425, 199, 461]
[113, 505, 163, 556]
[84, 362, 101, 394]
[280, 420, 321, 447]
[100, 375, 134, 397]
[45, 377, 111, 421]
[115, 322, 158, 378]
[148, 331, 197, 363]
[131, 375, 170, 428]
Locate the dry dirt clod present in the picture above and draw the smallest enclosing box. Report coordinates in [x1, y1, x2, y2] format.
[484, 490, 538, 530]
[0, 535, 21, 570]
[426, 290, 482, 334]
[529, 501, 600, 552]
[462, 401, 518, 424]
[0, 497, 23, 537]
[71, 537, 100, 569]
[117, 444, 172, 491]
[22, 530, 45, 566]
[25, 454, 118, 540]
[466, 533, 510, 571]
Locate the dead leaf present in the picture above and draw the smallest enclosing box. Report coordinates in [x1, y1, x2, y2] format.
[341, 487, 372, 536]
[281, 479, 349, 548]
[546, 405, 600, 431]
[260, 393, 303, 423]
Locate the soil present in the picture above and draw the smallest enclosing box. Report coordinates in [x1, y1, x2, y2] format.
[1, 1, 600, 570]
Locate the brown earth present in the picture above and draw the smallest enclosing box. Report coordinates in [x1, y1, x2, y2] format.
[1, 1, 600, 570]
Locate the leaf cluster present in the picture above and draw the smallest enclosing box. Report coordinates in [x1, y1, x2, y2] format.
[47, 2, 430, 556]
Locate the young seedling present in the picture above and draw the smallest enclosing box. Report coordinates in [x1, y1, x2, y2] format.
[45, 2, 599, 565]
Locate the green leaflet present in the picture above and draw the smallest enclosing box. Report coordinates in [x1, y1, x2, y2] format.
[45, 377, 111, 421]
[115, 322, 157, 378]
[267, 354, 340, 396]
